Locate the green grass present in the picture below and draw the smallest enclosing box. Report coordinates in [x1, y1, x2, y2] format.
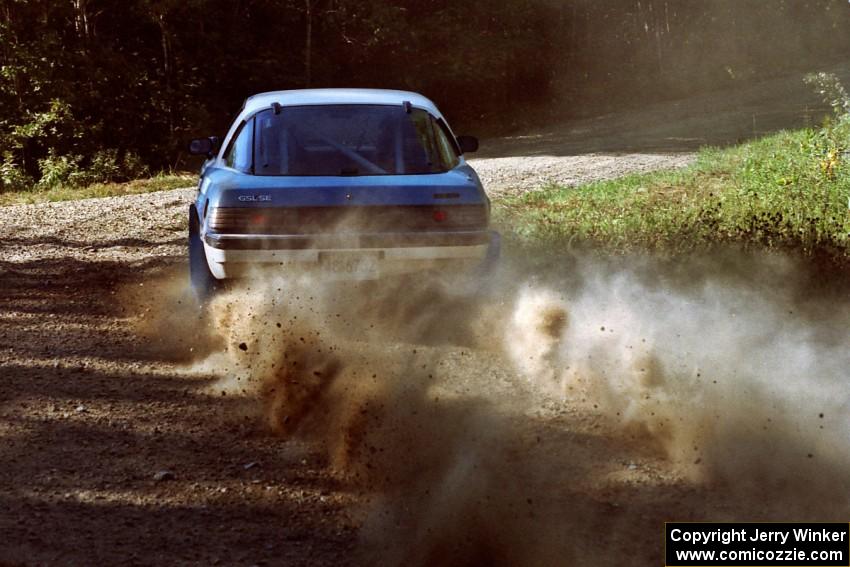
[495, 122, 850, 260]
[0, 173, 196, 206]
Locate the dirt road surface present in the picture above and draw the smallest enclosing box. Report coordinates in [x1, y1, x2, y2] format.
[2, 67, 848, 566]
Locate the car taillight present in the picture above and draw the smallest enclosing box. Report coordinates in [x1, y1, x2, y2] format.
[433, 210, 447, 222]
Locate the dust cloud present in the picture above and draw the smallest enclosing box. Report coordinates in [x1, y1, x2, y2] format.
[507, 257, 850, 509]
[174, 250, 850, 565]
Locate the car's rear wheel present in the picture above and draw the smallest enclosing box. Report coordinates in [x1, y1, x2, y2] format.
[188, 204, 221, 302]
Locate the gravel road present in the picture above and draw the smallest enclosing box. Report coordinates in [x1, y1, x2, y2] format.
[470, 153, 693, 198]
[0, 149, 695, 266]
[0, 149, 695, 566]
[3, 66, 843, 564]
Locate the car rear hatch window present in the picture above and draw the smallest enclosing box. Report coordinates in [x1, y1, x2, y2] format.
[253, 104, 459, 176]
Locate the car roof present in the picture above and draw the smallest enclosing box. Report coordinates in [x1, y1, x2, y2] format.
[242, 88, 444, 119]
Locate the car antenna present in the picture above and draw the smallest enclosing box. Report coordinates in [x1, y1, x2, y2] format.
[272, 102, 282, 115]
[403, 101, 412, 114]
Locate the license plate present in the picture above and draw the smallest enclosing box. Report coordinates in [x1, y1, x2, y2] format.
[318, 252, 379, 279]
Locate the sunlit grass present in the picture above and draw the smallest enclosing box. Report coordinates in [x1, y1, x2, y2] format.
[495, 123, 850, 260]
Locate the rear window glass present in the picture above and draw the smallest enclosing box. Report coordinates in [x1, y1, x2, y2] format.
[253, 104, 459, 176]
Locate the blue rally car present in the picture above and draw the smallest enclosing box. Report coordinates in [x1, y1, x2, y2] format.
[188, 88, 499, 295]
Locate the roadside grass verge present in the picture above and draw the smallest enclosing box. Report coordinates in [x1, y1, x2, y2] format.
[0, 173, 195, 206]
[495, 123, 850, 261]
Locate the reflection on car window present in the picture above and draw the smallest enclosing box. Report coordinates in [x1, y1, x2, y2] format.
[253, 105, 458, 176]
[434, 120, 460, 170]
[225, 118, 254, 172]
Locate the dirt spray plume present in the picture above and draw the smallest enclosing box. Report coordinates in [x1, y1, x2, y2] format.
[505, 253, 850, 516]
[174, 250, 850, 565]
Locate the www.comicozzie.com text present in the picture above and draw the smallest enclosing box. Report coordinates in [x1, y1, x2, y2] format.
[670, 527, 848, 546]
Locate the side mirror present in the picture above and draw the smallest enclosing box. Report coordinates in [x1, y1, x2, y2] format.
[188, 136, 219, 157]
[457, 135, 479, 154]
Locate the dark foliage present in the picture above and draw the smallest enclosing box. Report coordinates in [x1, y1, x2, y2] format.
[1, 0, 848, 187]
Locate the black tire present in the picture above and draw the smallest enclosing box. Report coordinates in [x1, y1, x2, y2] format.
[188, 204, 220, 302]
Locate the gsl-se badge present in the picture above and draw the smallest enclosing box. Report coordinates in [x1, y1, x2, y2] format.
[237, 195, 272, 202]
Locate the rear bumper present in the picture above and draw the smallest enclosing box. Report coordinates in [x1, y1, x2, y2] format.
[203, 230, 491, 250]
[201, 230, 498, 279]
